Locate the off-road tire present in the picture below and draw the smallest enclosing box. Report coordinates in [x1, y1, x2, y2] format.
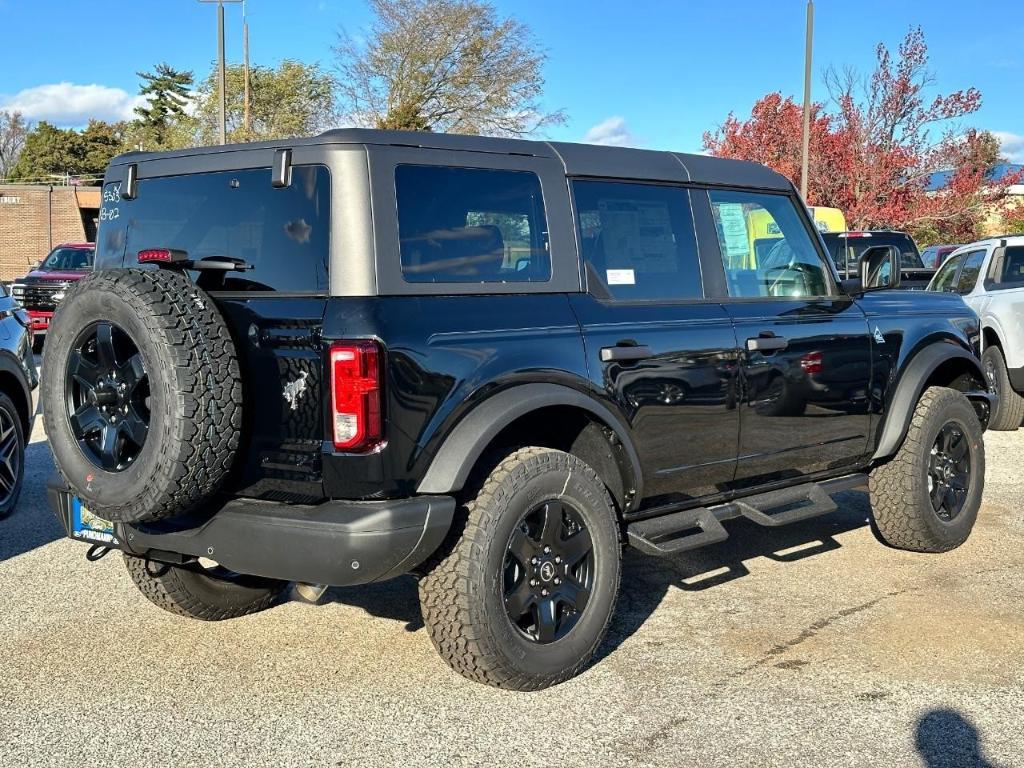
[41, 269, 242, 523]
[869, 387, 984, 553]
[124, 554, 287, 621]
[982, 345, 1024, 431]
[418, 447, 622, 691]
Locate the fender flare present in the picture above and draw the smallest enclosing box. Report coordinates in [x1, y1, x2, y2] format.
[416, 383, 643, 500]
[0, 349, 34, 437]
[872, 344, 987, 461]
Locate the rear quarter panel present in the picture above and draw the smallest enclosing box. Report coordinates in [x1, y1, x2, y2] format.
[975, 287, 1024, 370]
[320, 294, 589, 499]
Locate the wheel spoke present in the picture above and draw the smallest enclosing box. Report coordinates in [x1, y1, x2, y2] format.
[558, 574, 591, 612]
[560, 527, 593, 567]
[539, 501, 563, 546]
[504, 578, 535, 619]
[98, 425, 120, 471]
[68, 350, 101, 388]
[930, 478, 945, 510]
[69, 405, 105, 437]
[94, 322, 117, 369]
[943, 486, 960, 516]
[948, 432, 968, 462]
[507, 527, 535, 569]
[119, 353, 147, 392]
[121, 411, 149, 448]
[535, 599, 557, 643]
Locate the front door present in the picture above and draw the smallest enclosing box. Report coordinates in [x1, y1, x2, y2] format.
[569, 180, 740, 505]
[703, 188, 873, 489]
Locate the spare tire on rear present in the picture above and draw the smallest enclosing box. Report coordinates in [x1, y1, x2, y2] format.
[42, 269, 242, 524]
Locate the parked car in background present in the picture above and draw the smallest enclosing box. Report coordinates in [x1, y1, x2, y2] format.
[821, 230, 936, 288]
[927, 236, 1024, 430]
[11, 243, 95, 352]
[807, 206, 847, 234]
[0, 281, 39, 518]
[921, 243, 962, 269]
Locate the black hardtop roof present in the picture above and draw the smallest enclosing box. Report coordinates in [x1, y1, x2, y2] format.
[110, 127, 793, 190]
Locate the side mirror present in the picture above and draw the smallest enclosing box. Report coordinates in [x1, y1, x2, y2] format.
[29, 261, 41, 271]
[859, 245, 901, 291]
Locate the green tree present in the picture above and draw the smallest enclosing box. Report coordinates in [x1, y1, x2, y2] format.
[194, 60, 336, 145]
[134, 63, 194, 148]
[9, 122, 84, 181]
[80, 119, 128, 176]
[334, 0, 564, 136]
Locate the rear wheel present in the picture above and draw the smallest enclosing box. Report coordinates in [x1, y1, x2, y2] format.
[869, 387, 984, 553]
[982, 345, 1024, 431]
[418, 447, 621, 690]
[124, 554, 288, 621]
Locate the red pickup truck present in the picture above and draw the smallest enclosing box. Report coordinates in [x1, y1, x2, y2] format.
[11, 243, 95, 352]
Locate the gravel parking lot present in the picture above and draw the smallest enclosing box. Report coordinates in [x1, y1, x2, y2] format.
[2, 364, 1022, 767]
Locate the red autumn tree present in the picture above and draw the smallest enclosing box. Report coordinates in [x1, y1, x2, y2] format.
[703, 27, 1022, 243]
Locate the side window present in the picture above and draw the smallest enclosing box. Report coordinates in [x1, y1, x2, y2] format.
[956, 250, 986, 294]
[930, 254, 963, 292]
[571, 180, 701, 301]
[996, 246, 1024, 287]
[708, 189, 832, 298]
[122, 166, 331, 292]
[395, 165, 550, 283]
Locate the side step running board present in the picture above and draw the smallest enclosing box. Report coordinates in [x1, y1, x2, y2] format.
[729, 484, 837, 527]
[626, 479, 848, 557]
[626, 507, 728, 556]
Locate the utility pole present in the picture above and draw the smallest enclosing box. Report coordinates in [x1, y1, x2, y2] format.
[198, 0, 243, 145]
[243, 0, 250, 134]
[800, 0, 814, 200]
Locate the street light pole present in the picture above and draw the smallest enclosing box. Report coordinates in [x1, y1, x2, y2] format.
[198, 0, 243, 145]
[243, 0, 250, 134]
[800, 0, 814, 200]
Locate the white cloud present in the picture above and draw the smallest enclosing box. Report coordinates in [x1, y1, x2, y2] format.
[0, 82, 147, 126]
[994, 131, 1024, 164]
[581, 116, 637, 148]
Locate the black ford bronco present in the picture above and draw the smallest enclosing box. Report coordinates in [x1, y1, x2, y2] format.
[43, 130, 994, 690]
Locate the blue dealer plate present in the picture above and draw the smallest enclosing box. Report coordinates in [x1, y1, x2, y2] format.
[70, 497, 119, 546]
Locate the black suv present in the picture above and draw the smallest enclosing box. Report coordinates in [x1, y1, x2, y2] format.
[44, 130, 993, 690]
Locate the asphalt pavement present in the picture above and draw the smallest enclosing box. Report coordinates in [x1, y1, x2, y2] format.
[2, 372, 1022, 767]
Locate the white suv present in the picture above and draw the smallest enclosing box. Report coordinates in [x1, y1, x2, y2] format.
[928, 235, 1024, 430]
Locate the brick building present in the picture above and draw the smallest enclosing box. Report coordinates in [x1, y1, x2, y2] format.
[0, 184, 100, 281]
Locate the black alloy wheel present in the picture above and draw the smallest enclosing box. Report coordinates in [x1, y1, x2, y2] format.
[503, 500, 596, 644]
[927, 422, 971, 522]
[65, 321, 150, 472]
[0, 403, 23, 507]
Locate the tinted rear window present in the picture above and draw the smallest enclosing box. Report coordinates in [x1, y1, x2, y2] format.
[99, 166, 330, 292]
[395, 165, 550, 284]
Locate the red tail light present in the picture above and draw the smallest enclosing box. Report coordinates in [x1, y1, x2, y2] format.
[137, 248, 189, 264]
[330, 341, 383, 451]
[800, 351, 824, 374]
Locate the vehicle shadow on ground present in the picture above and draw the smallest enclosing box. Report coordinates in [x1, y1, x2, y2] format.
[319, 491, 873, 646]
[0, 439, 63, 564]
[916, 709, 1002, 768]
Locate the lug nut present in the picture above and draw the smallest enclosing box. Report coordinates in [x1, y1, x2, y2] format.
[554, 577, 561, 585]
[554, 556, 561, 564]
[530, 579, 538, 587]
[530, 557, 538, 565]
[541, 588, 549, 597]
[543, 546, 551, 554]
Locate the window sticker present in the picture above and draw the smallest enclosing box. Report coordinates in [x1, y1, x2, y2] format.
[606, 268, 635, 285]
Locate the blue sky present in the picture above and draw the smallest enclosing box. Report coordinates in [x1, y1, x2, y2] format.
[1, 0, 1022, 159]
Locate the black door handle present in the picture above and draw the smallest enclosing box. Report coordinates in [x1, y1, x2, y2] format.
[746, 334, 788, 353]
[600, 344, 653, 363]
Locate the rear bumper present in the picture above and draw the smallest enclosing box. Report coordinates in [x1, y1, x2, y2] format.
[47, 477, 456, 586]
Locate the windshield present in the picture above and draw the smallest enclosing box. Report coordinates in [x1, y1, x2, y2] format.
[41, 246, 94, 271]
[821, 233, 924, 272]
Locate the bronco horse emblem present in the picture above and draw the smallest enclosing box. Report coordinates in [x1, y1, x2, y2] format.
[283, 371, 309, 411]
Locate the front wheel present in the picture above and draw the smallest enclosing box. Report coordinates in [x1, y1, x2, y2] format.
[418, 447, 621, 690]
[869, 387, 984, 553]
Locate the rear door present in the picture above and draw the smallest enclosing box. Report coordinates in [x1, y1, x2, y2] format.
[100, 160, 331, 502]
[701, 188, 873, 490]
[569, 179, 741, 505]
